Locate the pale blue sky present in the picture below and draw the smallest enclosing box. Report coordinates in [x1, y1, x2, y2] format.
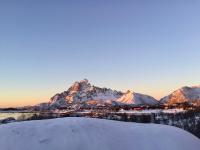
[0, 0, 200, 107]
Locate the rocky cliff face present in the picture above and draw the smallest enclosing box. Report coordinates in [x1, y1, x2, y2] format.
[49, 79, 158, 108]
[36, 82, 200, 109]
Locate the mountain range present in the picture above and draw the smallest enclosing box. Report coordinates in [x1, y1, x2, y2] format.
[36, 79, 200, 109]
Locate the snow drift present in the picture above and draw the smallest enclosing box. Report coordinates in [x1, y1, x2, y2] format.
[0, 118, 199, 150]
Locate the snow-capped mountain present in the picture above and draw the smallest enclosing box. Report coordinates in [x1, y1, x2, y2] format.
[117, 90, 158, 105]
[160, 85, 200, 105]
[49, 79, 158, 107]
[49, 79, 123, 107]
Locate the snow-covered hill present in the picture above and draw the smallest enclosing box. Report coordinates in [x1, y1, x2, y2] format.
[160, 85, 200, 105]
[49, 79, 158, 108]
[117, 90, 158, 105]
[0, 118, 199, 150]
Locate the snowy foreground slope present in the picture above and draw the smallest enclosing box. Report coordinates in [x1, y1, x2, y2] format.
[0, 118, 200, 150]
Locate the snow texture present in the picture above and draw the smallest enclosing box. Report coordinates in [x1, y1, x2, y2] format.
[0, 117, 200, 150]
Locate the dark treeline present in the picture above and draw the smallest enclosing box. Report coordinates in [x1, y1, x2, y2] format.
[15, 107, 200, 138]
[1, 102, 200, 138]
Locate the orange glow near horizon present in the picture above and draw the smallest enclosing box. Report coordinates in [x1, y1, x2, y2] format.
[0, 96, 48, 108]
[0, 89, 52, 108]
[0, 94, 164, 108]
[0, 89, 168, 108]
[0, 81, 199, 108]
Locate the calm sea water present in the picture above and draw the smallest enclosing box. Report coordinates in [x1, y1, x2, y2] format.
[0, 112, 35, 120]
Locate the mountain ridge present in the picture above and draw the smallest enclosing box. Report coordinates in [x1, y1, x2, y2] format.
[48, 79, 158, 108]
[160, 85, 200, 105]
[36, 79, 200, 109]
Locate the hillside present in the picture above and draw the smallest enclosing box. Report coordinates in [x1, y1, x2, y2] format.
[0, 118, 200, 150]
[160, 86, 200, 105]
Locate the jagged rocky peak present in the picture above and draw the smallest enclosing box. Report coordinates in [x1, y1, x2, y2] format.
[50, 79, 90, 103]
[49, 79, 122, 106]
[126, 90, 132, 93]
[48, 79, 159, 108]
[69, 79, 91, 93]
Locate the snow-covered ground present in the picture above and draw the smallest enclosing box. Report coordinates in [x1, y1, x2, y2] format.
[0, 118, 199, 150]
[117, 108, 185, 114]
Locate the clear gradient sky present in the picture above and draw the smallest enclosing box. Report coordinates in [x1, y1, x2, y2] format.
[1, 0, 200, 107]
